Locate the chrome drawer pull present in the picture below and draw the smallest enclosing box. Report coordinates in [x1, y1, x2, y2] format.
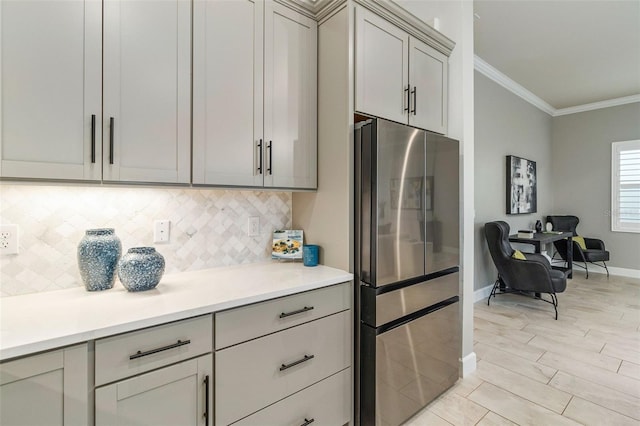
[279, 306, 314, 319]
[300, 418, 315, 426]
[129, 339, 191, 360]
[279, 354, 314, 371]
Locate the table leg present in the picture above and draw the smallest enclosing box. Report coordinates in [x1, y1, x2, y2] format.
[567, 236, 573, 278]
[534, 241, 542, 297]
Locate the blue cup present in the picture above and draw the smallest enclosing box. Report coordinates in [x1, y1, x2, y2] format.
[303, 244, 319, 267]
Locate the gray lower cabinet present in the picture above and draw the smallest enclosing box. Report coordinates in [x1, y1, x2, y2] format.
[1, 284, 352, 426]
[94, 314, 214, 426]
[95, 354, 212, 426]
[233, 369, 351, 426]
[215, 282, 352, 425]
[0, 344, 89, 426]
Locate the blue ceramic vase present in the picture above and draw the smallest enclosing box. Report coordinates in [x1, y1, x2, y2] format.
[77, 228, 122, 291]
[118, 247, 165, 292]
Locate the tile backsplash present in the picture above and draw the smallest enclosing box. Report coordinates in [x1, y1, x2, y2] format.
[0, 184, 291, 297]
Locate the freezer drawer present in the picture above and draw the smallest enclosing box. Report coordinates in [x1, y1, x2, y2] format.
[360, 299, 460, 426]
[362, 269, 459, 327]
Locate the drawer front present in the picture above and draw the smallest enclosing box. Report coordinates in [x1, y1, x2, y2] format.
[233, 368, 351, 426]
[216, 310, 351, 425]
[215, 282, 351, 349]
[95, 315, 212, 386]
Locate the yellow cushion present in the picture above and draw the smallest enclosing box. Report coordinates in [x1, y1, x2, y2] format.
[512, 249, 526, 260]
[573, 235, 587, 250]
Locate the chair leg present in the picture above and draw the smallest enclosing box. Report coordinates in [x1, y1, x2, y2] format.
[603, 261, 609, 278]
[488, 278, 500, 306]
[551, 293, 558, 320]
[584, 261, 589, 279]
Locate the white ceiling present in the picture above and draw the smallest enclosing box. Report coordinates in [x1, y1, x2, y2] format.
[474, 0, 640, 110]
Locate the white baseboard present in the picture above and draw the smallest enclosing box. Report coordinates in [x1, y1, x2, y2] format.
[474, 283, 494, 303]
[474, 266, 639, 302]
[592, 265, 640, 279]
[460, 352, 477, 377]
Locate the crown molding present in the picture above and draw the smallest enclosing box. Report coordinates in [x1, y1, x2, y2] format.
[554, 94, 640, 116]
[474, 55, 555, 116]
[474, 55, 640, 117]
[355, 0, 456, 56]
[278, 0, 344, 20]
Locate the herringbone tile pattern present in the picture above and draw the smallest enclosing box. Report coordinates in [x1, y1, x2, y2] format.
[407, 272, 640, 425]
[0, 184, 291, 296]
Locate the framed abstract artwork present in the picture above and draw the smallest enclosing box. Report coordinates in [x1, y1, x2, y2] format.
[506, 155, 537, 214]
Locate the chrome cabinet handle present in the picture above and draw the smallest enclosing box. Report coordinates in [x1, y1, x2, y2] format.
[257, 139, 263, 174]
[109, 117, 115, 165]
[90, 114, 96, 163]
[411, 86, 417, 115]
[267, 141, 273, 175]
[280, 354, 314, 371]
[129, 339, 191, 360]
[203, 375, 210, 424]
[279, 306, 314, 318]
[404, 85, 410, 113]
[300, 418, 315, 426]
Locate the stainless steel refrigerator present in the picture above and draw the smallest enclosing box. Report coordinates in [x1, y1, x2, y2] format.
[355, 118, 460, 426]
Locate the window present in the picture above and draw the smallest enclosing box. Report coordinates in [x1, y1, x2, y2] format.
[612, 140, 640, 233]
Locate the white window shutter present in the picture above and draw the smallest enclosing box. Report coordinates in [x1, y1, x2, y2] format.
[612, 140, 640, 233]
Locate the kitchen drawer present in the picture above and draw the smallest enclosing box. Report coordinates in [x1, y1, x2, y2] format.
[216, 310, 351, 425]
[95, 315, 212, 386]
[233, 368, 351, 426]
[215, 282, 350, 349]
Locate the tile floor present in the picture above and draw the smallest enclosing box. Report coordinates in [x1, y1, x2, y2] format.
[406, 272, 640, 425]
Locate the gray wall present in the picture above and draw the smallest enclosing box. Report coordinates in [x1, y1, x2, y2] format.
[551, 103, 640, 271]
[474, 72, 554, 290]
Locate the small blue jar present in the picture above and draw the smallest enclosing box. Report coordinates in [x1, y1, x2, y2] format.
[118, 247, 165, 292]
[77, 228, 122, 291]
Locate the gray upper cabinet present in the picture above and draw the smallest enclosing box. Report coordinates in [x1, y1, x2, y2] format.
[263, 1, 318, 189]
[192, 0, 265, 187]
[355, 5, 449, 134]
[1, 0, 190, 184]
[408, 36, 448, 134]
[193, 0, 317, 190]
[102, 0, 191, 183]
[0, 0, 102, 180]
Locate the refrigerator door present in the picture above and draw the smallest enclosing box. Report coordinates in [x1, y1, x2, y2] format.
[360, 118, 427, 287]
[425, 132, 459, 274]
[360, 298, 460, 426]
[361, 268, 458, 327]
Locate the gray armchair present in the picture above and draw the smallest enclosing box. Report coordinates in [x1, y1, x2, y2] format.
[547, 215, 609, 279]
[484, 221, 567, 319]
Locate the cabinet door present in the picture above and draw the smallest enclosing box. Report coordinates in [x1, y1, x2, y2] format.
[264, 2, 317, 189]
[0, 0, 101, 180]
[193, 0, 264, 187]
[103, 0, 191, 183]
[409, 37, 448, 134]
[355, 6, 409, 125]
[96, 354, 212, 426]
[0, 344, 88, 426]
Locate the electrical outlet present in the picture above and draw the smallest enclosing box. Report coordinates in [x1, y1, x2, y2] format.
[0, 224, 19, 255]
[154, 220, 171, 243]
[248, 217, 260, 237]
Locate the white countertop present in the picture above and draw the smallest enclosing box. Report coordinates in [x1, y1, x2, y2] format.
[0, 262, 353, 361]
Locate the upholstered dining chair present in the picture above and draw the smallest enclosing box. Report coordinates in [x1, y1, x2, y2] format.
[546, 215, 610, 279]
[484, 221, 567, 319]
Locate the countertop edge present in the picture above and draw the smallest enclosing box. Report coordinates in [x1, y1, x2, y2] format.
[1, 264, 353, 362]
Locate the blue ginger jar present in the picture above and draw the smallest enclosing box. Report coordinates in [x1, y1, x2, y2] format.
[118, 247, 165, 292]
[77, 228, 122, 291]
